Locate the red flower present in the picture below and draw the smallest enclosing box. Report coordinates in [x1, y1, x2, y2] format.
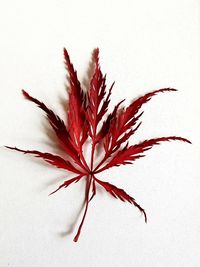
[6, 48, 191, 242]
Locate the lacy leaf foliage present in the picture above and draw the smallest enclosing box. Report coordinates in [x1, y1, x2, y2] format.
[6, 48, 191, 242]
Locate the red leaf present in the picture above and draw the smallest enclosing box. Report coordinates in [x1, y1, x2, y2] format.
[64, 48, 87, 147]
[22, 90, 79, 163]
[96, 99, 125, 144]
[87, 48, 113, 142]
[97, 136, 191, 172]
[49, 175, 82, 195]
[5, 146, 83, 174]
[104, 88, 177, 154]
[95, 177, 147, 222]
[6, 48, 191, 242]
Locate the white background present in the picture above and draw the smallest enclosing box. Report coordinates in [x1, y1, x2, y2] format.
[0, 0, 200, 266]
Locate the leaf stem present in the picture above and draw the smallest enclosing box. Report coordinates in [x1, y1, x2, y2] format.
[90, 144, 95, 171]
[73, 155, 89, 173]
[93, 153, 108, 173]
[73, 175, 92, 242]
[94, 164, 107, 174]
[79, 148, 90, 172]
[90, 120, 97, 171]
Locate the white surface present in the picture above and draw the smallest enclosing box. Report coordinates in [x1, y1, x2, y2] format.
[0, 0, 199, 266]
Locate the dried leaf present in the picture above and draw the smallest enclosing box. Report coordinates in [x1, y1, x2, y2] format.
[6, 48, 191, 242]
[95, 177, 147, 222]
[5, 146, 83, 174]
[97, 136, 191, 172]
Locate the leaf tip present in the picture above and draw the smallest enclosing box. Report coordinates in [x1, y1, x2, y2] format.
[4, 145, 14, 150]
[73, 232, 80, 242]
[93, 48, 100, 64]
[63, 47, 67, 54]
[143, 211, 147, 223]
[22, 89, 30, 99]
[168, 87, 178, 92]
[63, 48, 70, 63]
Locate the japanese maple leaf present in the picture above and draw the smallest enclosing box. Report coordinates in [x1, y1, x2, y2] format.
[6, 48, 191, 242]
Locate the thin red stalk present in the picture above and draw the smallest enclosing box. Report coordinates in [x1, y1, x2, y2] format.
[90, 114, 98, 171]
[79, 148, 90, 172]
[94, 164, 108, 174]
[61, 152, 88, 174]
[93, 140, 119, 173]
[90, 144, 96, 171]
[93, 153, 108, 173]
[73, 175, 92, 242]
[70, 153, 89, 174]
[74, 100, 98, 241]
[90, 77, 98, 170]
[74, 159, 89, 174]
